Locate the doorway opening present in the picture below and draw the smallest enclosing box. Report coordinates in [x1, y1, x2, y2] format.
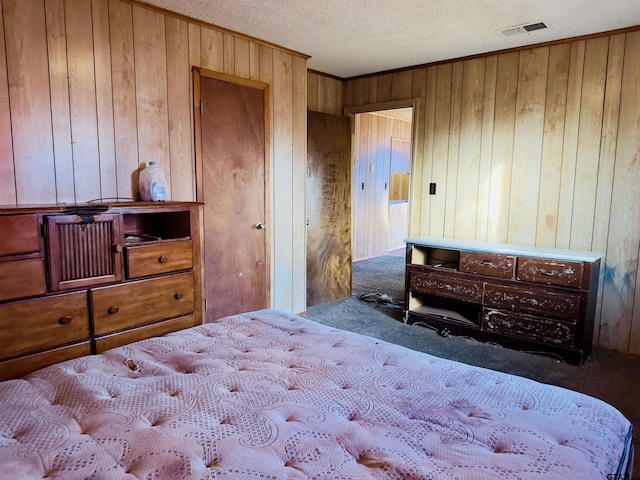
[347, 102, 416, 314]
[351, 106, 414, 263]
[304, 100, 417, 311]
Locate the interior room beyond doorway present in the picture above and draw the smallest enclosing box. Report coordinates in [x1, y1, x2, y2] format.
[352, 107, 413, 262]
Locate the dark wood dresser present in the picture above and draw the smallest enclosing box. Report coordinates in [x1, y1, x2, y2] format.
[0, 202, 203, 380]
[404, 237, 603, 365]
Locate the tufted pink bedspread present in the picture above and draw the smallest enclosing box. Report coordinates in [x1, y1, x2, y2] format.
[0, 310, 633, 479]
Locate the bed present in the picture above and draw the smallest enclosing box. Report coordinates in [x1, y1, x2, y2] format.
[0, 309, 633, 479]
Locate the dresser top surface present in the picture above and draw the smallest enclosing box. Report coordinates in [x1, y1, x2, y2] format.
[405, 236, 604, 263]
[0, 201, 203, 215]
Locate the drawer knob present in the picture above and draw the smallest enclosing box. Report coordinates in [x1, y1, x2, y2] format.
[174, 292, 184, 300]
[539, 268, 555, 276]
[108, 306, 120, 315]
[58, 316, 73, 325]
[158, 255, 169, 263]
[112, 244, 123, 253]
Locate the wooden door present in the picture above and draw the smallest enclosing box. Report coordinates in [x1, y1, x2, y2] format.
[306, 111, 352, 306]
[196, 72, 268, 321]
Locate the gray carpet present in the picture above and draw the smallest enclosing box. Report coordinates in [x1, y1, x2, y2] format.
[306, 255, 639, 474]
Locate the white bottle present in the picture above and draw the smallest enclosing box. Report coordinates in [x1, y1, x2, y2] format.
[139, 162, 169, 201]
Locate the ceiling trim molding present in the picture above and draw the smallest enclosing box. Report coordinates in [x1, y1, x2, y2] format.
[307, 69, 343, 81]
[128, 0, 311, 60]
[342, 24, 640, 82]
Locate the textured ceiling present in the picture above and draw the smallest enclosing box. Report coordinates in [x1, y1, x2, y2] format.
[140, 0, 640, 78]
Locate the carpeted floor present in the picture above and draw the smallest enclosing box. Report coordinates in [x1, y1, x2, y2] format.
[306, 254, 639, 474]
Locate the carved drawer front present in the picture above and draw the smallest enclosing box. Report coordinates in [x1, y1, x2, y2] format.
[92, 272, 195, 336]
[0, 214, 40, 256]
[484, 283, 582, 321]
[482, 308, 576, 346]
[0, 259, 47, 302]
[410, 270, 483, 303]
[125, 239, 193, 279]
[517, 257, 584, 288]
[0, 291, 90, 361]
[459, 251, 516, 279]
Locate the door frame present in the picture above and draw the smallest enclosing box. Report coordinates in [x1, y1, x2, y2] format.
[192, 67, 272, 308]
[344, 98, 420, 258]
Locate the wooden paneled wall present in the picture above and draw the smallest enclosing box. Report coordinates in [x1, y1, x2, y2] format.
[308, 72, 343, 115]
[343, 30, 640, 355]
[0, 0, 307, 314]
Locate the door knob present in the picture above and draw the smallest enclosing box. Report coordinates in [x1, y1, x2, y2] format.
[255, 221, 266, 230]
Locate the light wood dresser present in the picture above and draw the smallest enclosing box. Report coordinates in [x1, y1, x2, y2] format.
[404, 237, 603, 365]
[0, 202, 203, 380]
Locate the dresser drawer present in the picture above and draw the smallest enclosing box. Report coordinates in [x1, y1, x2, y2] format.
[482, 308, 576, 346]
[484, 283, 582, 321]
[459, 251, 515, 279]
[0, 258, 47, 302]
[92, 272, 195, 336]
[95, 314, 196, 353]
[0, 342, 91, 381]
[125, 239, 193, 278]
[409, 270, 483, 303]
[0, 291, 90, 361]
[0, 214, 40, 256]
[517, 257, 585, 288]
